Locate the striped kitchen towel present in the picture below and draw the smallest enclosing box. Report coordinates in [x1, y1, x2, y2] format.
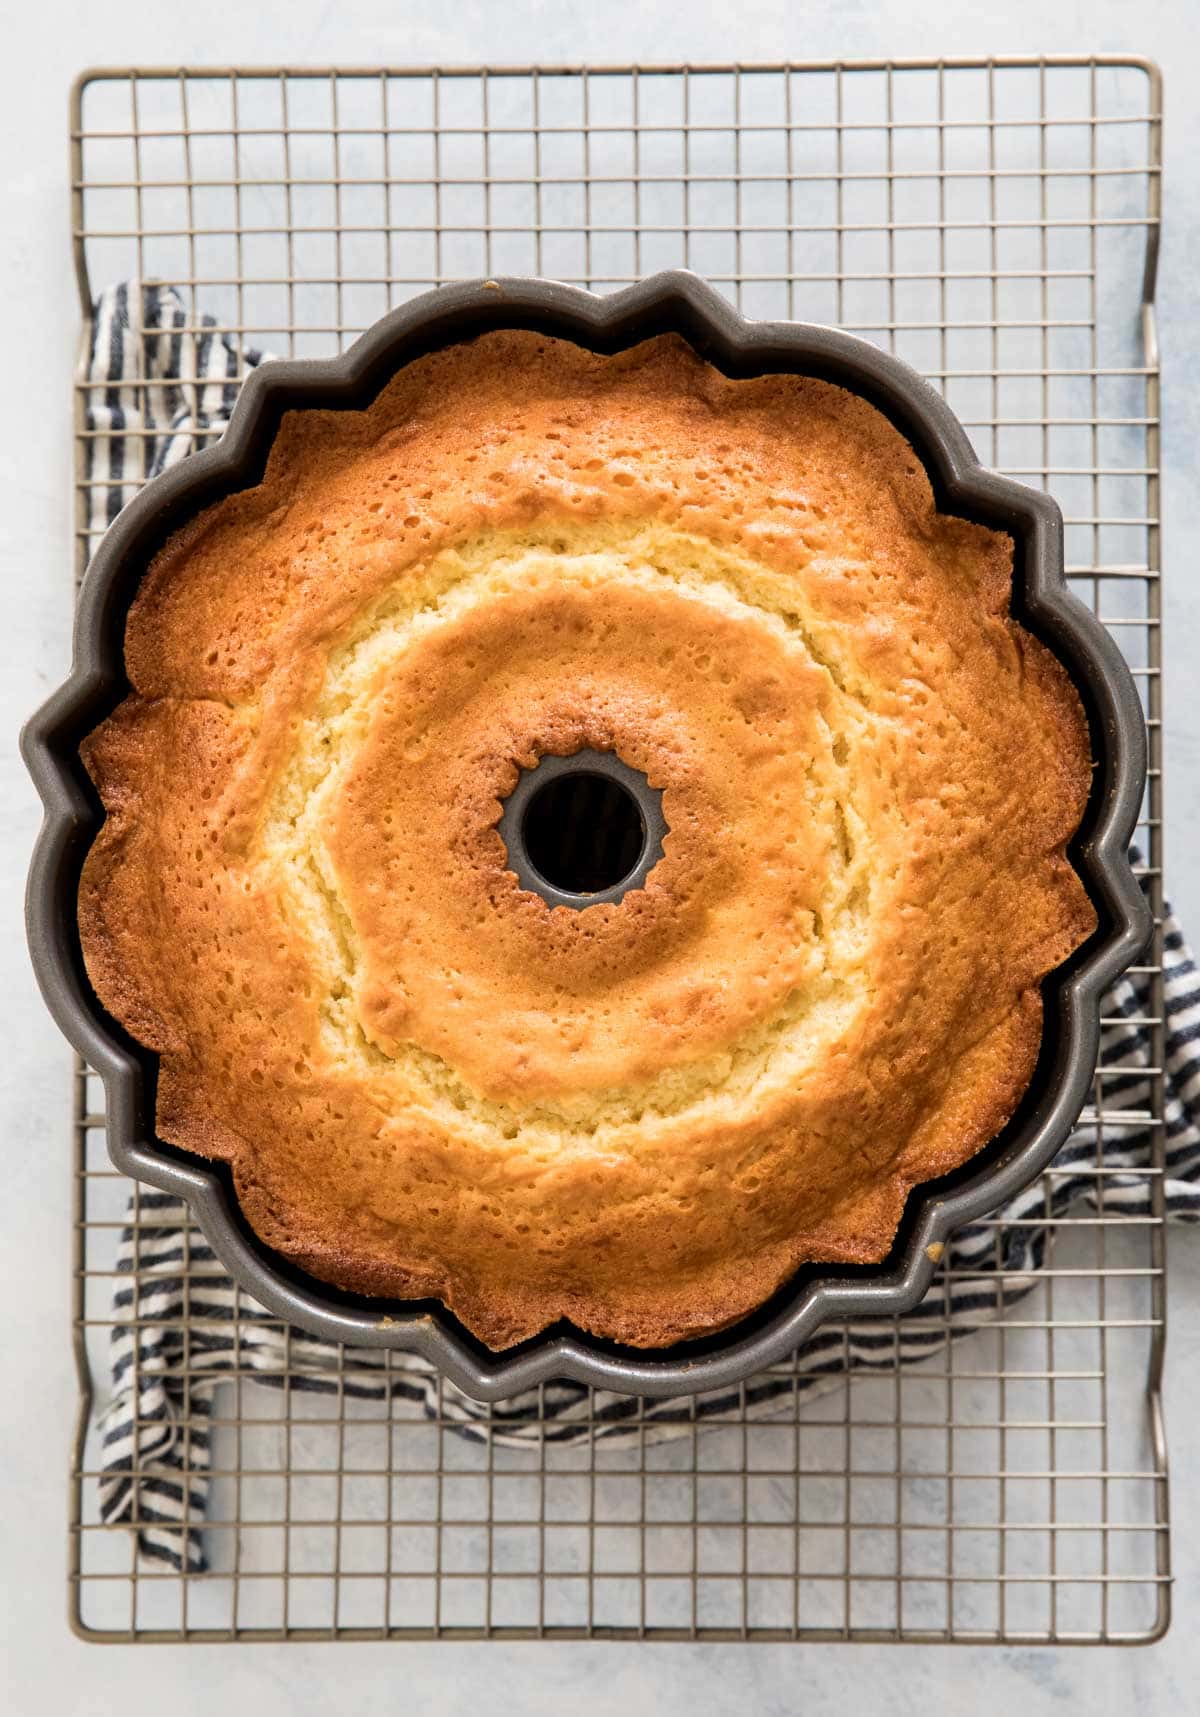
[84, 283, 1200, 1574]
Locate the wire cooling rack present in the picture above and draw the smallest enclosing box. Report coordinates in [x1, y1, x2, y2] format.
[68, 59, 1167, 1643]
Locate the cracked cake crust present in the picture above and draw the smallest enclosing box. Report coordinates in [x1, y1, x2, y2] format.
[77, 330, 1096, 1349]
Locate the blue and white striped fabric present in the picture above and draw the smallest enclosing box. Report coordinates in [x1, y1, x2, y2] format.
[84, 283, 1200, 1574]
[83, 279, 262, 523]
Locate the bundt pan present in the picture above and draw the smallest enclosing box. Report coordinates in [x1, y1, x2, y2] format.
[24, 272, 1150, 1401]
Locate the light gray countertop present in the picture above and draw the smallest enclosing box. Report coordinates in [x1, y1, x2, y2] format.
[2, 1, 1197, 1711]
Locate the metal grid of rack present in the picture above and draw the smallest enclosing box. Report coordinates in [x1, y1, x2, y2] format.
[68, 59, 1166, 1643]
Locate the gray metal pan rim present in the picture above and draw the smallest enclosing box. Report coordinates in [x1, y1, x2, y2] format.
[497, 747, 668, 910]
[23, 269, 1151, 1401]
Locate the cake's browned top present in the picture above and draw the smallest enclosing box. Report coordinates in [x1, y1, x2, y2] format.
[79, 330, 1096, 1349]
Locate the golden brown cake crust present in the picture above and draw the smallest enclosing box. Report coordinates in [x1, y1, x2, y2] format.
[78, 331, 1096, 1349]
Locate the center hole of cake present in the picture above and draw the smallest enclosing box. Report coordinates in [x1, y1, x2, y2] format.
[521, 771, 645, 895]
